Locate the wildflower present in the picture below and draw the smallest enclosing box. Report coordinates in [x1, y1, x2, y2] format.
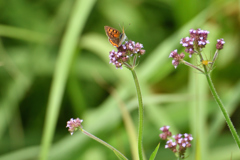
[159, 125, 172, 140]
[170, 28, 226, 73]
[165, 139, 177, 152]
[180, 28, 210, 57]
[189, 28, 210, 49]
[109, 40, 145, 69]
[180, 37, 195, 57]
[216, 38, 225, 50]
[160, 126, 193, 159]
[66, 118, 83, 135]
[169, 49, 185, 68]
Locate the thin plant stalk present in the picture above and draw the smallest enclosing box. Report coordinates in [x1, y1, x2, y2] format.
[82, 129, 128, 160]
[182, 60, 204, 74]
[197, 48, 240, 148]
[130, 68, 144, 160]
[202, 65, 240, 148]
[108, 41, 145, 159]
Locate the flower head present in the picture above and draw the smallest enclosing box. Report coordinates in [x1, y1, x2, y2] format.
[66, 118, 83, 135]
[170, 28, 225, 73]
[189, 28, 210, 48]
[180, 28, 210, 57]
[160, 126, 193, 159]
[169, 49, 185, 68]
[216, 38, 225, 50]
[180, 37, 195, 57]
[165, 139, 177, 152]
[109, 40, 145, 69]
[159, 125, 172, 140]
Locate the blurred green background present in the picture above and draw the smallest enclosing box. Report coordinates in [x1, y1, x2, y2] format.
[0, 0, 240, 159]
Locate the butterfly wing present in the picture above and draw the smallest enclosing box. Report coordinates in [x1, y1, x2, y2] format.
[108, 38, 119, 47]
[104, 26, 125, 47]
[104, 26, 121, 39]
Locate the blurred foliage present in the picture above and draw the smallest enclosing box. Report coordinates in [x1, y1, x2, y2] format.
[0, 0, 240, 160]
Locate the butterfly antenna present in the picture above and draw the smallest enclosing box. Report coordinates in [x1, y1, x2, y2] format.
[118, 23, 125, 34]
[119, 23, 131, 33]
[124, 23, 131, 32]
[118, 23, 122, 30]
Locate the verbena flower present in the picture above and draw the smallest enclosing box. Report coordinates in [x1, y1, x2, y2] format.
[160, 126, 193, 159]
[216, 38, 225, 50]
[109, 40, 145, 69]
[180, 37, 195, 57]
[169, 49, 185, 68]
[165, 139, 177, 152]
[66, 118, 83, 135]
[159, 125, 172, 140]
[170, 28, 225, 71]
[180, 28, 210, 57]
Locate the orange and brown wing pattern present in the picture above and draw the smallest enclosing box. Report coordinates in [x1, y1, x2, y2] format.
[108, 38, 119, 47]
[104, 26, 121, 39]
[104, 26, 126, 47]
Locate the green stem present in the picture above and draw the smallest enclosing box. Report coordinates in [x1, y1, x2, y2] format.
[210, 50, 219, 69]
[82, 129, 128, 160]
[203, 66, 240, 148]
[182, 60, 204, 74]
[130, 69, 144, 160]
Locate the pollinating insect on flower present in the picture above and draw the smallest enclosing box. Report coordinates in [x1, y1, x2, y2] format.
[104, 26, 145, 69]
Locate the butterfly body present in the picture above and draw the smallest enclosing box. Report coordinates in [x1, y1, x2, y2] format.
[104, 26, 126, 47]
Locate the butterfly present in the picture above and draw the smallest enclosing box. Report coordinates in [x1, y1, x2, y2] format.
[104, 26, 127, 47]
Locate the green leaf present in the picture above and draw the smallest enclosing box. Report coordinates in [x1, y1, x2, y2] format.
[149, 143, 160, 160]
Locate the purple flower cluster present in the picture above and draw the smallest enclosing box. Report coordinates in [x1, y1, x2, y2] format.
[216, 38, 225, 50]
[66, 118, 83, 135]
[180, 37, 195, 56]
[180, 28, 210, 57]
[169, 49, 185, 68]
[159, 126, 193, 159]
[109, 40, 145, 69]
[159, 126, 172, 140]
[170, 28, 225, 69]
[172, 133, 193, 156]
